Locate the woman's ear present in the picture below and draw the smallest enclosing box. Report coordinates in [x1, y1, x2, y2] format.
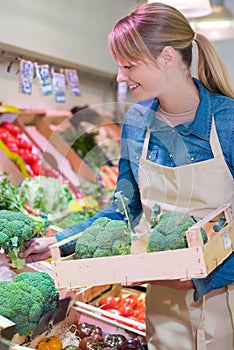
[158, 46, 176, 67]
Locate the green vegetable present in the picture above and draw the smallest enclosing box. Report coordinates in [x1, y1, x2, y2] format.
[0, 173, 24, 211]
[75, 217, 131, 259]
[114, 191, 132, 232]
[147, 209, 208, 252]
[0, 210, 35, 269]
[14, 271, 59, 317]
[19, 176, 74, 214]
[0, 280, 44, 336]
[0, 173, 46, 236]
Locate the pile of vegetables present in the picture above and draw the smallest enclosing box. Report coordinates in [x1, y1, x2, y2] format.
[98, 291, 145, 328]
[146, 204, 208, 252]
[19, 175, 74, 214]
[37, 322, 147, 349]
[0, 173, 47, 235]
[0, 272, 59, 336]
[0, 121, 42, 176]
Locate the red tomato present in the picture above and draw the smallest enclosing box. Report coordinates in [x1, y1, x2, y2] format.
[1, 121, 20, 136]
[17, 136, 33, 150]
[0, 127, 11, 142]
[99, 295, 121, 310]
[20, 152, 39, 165]
[5, 141, 19, 153]
[119, 305, 134, 317]
[30, 161, 41, 176]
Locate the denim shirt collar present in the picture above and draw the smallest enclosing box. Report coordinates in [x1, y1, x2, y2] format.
[142, 78, 213, 142]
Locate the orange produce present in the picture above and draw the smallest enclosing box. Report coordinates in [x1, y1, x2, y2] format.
[37, 336, 62, 350]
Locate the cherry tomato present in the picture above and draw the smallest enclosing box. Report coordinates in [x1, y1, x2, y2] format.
[119, 305, 134, 317]
[0, 127, 11, 142]
[99, 295, 121, 310]
[30, 161, 41, 176]
[5, 141, 19, 153]
[17, 135, 33, 150]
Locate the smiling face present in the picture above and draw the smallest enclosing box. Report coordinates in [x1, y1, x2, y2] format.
[116, 59, 161, 101]
[116, 46, 178, 102]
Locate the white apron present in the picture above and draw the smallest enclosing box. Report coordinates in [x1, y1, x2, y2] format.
[138, 118, 234, 350]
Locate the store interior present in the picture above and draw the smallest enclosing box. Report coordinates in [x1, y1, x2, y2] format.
[0, 1, 234, 349]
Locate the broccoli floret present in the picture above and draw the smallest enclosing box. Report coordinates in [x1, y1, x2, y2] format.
[0, 280, 44, 336]
[0, 210, 35, 269]
[147, 211, 208, 252]
[112, 238, 131, 255]
[147, 231, 166, 252]
[93, 248, 113, 258]
[75, 225, 101, 259]
[75, 219, 131, 259]
[14, 272, 59, 317]
[92, 217, 111, 228]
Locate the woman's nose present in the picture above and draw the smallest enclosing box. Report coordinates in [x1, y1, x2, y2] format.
[117, 67, 127, 83]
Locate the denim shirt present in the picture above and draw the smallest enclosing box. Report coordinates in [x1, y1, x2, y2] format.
[55, 78, 234, 300]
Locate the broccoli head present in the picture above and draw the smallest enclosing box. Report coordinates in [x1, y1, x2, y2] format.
[147, 211, 208, 252]
[14, 271, 59, 318]
[75, 218, 131, 259]
[0, 210, 35, 269]
[0, 280, 44, 336]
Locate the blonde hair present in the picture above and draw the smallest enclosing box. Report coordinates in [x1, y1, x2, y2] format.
[108, 2, 234, 98]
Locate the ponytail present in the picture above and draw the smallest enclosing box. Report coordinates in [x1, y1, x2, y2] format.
[195, 33, 234, 98]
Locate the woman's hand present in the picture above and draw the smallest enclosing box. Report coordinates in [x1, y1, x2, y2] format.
[18, 236, 57, 263]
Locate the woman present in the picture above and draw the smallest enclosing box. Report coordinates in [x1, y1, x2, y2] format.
[18, 3, 234, 349]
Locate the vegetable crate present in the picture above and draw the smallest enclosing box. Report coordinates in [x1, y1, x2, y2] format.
[49, 203, 234, 289]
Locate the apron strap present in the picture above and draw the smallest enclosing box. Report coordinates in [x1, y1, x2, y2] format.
[197, 297, 207, 350]
[210, 117, 223, 158]
[227, 284, 234, 341]
[142, 129, 151, 159]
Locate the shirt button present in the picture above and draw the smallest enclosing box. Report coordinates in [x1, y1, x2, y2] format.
[169, 153, 173, 158]
[191, 157, 194, 161]
[172, 129, 175, 132]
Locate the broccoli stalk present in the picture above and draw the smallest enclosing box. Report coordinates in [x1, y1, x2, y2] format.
[114, 191, 132, 232]
[0, 210, 35, 269]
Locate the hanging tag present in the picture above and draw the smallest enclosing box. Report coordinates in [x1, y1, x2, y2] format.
[19, 59, 34, 95]
[52, 71, 66, 103]
[65, 68, 81, 96]
[35, 63, 53, 96]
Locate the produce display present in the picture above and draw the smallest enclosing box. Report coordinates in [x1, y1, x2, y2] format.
[75, 217, 131, 259]
[98, 291, 145, 328]
[0, 121, 42, 177]
[19, 176, 74, 214]
[146, 204, 208, 252]
[36, 321, 147, 349]
[0, 174, 46, 235]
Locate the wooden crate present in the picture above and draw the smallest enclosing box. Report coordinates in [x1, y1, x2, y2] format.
[49, 203, 234, 289]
